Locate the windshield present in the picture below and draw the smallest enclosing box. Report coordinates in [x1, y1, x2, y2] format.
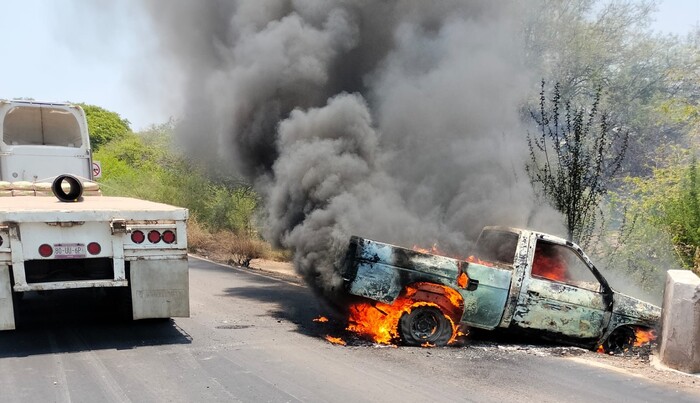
[2, 106, 83, 147]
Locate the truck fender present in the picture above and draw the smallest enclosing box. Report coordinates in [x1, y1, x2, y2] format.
[406, 282, 464, 322]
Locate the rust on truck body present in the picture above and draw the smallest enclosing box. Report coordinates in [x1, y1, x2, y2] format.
[341, 227, 661, 349]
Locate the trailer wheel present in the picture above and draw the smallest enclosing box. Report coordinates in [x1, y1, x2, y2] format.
[602, 326, 635, 354]
[399, 305, 453, 346]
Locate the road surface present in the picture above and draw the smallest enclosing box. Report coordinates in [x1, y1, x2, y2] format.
[0, 257, 698, 402]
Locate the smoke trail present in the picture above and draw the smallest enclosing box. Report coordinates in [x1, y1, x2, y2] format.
[127, 0, 564, 299]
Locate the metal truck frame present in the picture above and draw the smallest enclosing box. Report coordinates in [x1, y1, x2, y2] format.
[0, 100, 189, 330]
[342, 226, 660, 350]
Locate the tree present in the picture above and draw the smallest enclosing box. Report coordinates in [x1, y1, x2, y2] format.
[526, 81, 629, 245]
[621, 151, 700, 274]
[523, 0, 692, 176]
[78, 103, 131, 151]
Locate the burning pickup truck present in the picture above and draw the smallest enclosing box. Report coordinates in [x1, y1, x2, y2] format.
[340, 227, 660, 351]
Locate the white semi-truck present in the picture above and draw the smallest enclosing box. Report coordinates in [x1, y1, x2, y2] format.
[0, 100, 189, 330]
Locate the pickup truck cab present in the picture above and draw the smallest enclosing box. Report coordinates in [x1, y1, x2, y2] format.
[341, 226, 660, 350]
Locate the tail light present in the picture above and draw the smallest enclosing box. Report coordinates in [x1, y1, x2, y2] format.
[87, 242, 101, 255]
[148, 230, 161, 243]
[131, 230, 145, 244]
[38, 244, 53, 257]
[161, 230, 176, 244]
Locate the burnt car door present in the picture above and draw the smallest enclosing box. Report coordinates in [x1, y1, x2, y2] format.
[512, 239, 608, 339]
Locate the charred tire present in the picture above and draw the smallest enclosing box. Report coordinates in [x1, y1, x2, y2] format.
[399, 306, 453, 346]
[602, 326, 635, 353]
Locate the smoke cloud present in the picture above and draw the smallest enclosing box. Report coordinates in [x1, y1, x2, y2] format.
[129, 0, 564, 299]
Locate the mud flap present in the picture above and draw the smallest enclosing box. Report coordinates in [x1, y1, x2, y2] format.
[0, 265, 15, 330]
[130, 259, 189, 319]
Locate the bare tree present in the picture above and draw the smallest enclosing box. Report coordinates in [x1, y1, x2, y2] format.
[527, 81, 629, 245]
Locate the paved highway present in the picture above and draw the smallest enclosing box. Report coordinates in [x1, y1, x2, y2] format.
[0, 257, 698, 402]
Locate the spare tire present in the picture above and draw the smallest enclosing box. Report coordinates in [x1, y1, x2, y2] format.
[52, 174, 83, 202]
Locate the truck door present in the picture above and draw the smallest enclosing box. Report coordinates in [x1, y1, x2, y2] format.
[512, 239, 607, 339]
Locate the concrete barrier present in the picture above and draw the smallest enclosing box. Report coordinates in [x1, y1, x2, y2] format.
[659, 270, 700, 373]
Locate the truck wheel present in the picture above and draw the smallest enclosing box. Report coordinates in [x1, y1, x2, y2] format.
[602, 326, 635, 353]
[399, 306, 453, 346]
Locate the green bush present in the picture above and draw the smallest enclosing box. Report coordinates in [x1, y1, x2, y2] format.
[93, 124, 259, 236]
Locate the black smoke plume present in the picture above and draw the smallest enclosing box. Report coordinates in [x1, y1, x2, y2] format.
[129, 0, 564, 300]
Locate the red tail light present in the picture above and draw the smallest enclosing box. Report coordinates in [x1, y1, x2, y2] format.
[39, 244, 53, 257]
[162, 230, 176, 244]
[131, 230, 145, 244]
[148, 230, 161, 243]
[87, 242, 101, 255]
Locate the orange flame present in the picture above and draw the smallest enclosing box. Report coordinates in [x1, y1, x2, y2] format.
[634, 328, 657, 347]
[313, 316, 329, 323]
[412, 243, 442, 255]
[346, 283, 462, 346]
[531, 254, 568, 282]
[457, 272, 468, 288]
[324, 335, 347, 345]
[466, 255, 496, 268]
[413, 243, 468, 260]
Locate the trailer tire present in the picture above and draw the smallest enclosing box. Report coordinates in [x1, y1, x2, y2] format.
[399, 305, 453, 346]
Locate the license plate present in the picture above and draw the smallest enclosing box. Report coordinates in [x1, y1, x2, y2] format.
[53, 243, 86, 259]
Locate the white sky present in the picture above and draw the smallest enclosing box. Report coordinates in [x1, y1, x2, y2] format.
[0, 0, 697, 131]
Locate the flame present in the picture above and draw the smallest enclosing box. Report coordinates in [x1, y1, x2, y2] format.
[413, 243, 467, 260]
[596, 327, 657, 354]
[412, 243, 443, 255]
[346, 283, 461, 346]
[457, 272, 468, 288]
[313, 316, 329, 323]
[466, 255, 496, 268]
[634, 327, 657, 347]
[324, 335, 346, 345]
[421, 342, 435, 348]
[531, 254, 568, 282]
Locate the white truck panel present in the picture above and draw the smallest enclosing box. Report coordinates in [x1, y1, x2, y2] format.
[131, 259, 189, 319]
[0, 265, 14, 330]
[0, 100, 191, 328]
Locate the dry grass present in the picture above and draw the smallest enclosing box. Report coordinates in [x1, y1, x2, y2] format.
[186, 217, 290, 267]
[186, 216, 213, 252]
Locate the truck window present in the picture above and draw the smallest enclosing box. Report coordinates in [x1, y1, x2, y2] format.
[2, 106, 83, 147]
[532, 240, 600, 292]
[473, 230, 519, 266]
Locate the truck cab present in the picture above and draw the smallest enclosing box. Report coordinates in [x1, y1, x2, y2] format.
[0, 100, 92, 182]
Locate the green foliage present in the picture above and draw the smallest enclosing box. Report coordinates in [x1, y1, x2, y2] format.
[619, 149, 700, 273]
[524, 1, 698, 176]
[94, 123, 259, 235]
[79, 103, 131, 151]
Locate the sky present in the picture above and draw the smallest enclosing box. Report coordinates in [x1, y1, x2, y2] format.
[0, 0, 697, 131]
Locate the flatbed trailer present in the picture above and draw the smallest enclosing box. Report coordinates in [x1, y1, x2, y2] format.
[0, 195, 189, 330]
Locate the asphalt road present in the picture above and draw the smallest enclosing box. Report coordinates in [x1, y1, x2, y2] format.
[0, 257, 698, 402]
